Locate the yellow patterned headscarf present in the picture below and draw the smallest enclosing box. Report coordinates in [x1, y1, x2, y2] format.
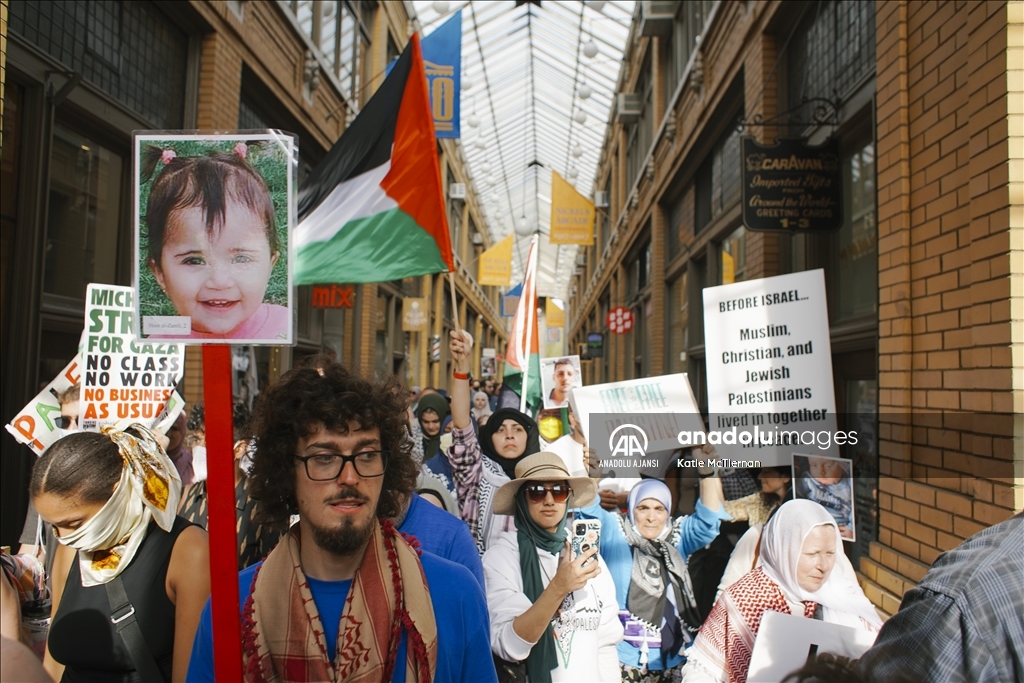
[55, 424, 182, 586]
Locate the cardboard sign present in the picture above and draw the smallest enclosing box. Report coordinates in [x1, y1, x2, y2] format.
[703, 269, 838, 465]
[747, 611, 875, 682]
[134, 132, 295, 344]
[6, 357, 83, 455]
[6, 354, 184, 455]
[569, 373, 704, 453]
[83, 284, 186, 431]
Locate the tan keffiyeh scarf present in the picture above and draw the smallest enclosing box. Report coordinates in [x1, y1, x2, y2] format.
[56, 424, 181, 586]
[241, 519, 438, 683]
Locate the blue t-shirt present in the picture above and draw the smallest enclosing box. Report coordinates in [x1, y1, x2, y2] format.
[305, 576, 351, 662]
[399, 493, 485, 589]
[186, 551, 496, 683]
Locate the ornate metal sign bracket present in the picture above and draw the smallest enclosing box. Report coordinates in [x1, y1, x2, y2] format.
[736, 96, 841, 135]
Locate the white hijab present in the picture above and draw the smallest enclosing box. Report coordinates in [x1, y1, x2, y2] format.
[760, 499, 882, 630]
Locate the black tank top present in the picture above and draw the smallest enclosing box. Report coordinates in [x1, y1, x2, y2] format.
[49, 516, 192, 683]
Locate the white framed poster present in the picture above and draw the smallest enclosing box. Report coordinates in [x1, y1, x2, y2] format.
[793, 453, 856, 541]
[133, 132, 296, 344]
[540, 355, 582, 409]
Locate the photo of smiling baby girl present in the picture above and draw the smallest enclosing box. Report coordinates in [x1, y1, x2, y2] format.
[134, 134, 294, 343]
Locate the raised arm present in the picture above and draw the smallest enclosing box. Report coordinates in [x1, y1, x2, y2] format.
[450, 330, 473, 430]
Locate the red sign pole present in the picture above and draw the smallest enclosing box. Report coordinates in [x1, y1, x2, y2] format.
[202, 345, 243, 681]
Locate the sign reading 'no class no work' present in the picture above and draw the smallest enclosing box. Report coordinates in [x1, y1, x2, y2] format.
[741, 136, 843, 233]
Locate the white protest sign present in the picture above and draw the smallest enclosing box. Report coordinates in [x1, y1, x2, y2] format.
[747, 611, 876, 682]
[703, 269, 838, 465]
[5, 357, 82, 455]
[82, 283, 186, 431]
[569, 374, 707, 477]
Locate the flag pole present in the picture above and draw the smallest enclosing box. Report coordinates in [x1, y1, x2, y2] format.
[519, 236, 537, 414]
[202, 345, 243, 682]
[448, 272, 461, 334]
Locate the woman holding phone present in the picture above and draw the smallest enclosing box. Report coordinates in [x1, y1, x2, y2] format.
[483, 452, 622, 682]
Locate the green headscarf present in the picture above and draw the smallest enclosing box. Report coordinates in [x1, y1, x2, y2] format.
[513, 485, 571, 683]
[415, 394, 450, 460]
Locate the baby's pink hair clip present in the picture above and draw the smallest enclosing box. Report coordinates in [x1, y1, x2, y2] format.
[234, 142, 248, 159]
[160, 149, 177, 165]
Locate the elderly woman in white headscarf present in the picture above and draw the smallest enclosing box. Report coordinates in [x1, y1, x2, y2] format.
[680, 499, 881, 683]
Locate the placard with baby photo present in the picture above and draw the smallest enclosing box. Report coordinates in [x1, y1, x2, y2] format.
[133, 132, 296, 344]
[540, 355, 582, 409]
[792, 453, 856, 541]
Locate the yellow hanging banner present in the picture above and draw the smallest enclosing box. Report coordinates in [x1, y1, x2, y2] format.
[549, 170, 595, 245]
[478, 233, 514, 286]
[545, 297, 565, 328]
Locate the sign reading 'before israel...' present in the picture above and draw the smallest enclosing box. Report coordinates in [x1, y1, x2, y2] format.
[703, 269, 838, 465]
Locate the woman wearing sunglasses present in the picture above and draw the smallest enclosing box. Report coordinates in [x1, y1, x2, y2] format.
[484, 452, 623, 682]
[578, 473, 727, 682]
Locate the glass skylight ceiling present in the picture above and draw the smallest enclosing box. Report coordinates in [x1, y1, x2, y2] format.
[411, 0, 635, 299]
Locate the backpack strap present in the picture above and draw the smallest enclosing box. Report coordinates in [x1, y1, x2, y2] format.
[105, 575, 167, 683]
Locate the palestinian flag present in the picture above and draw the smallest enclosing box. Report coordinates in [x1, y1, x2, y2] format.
[294, 34, 454, 285]
[498, 237, 542, 414]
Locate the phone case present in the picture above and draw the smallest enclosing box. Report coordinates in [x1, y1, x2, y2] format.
[571, 519, 601, 566]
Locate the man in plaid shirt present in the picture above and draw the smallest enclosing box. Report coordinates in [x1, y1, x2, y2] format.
[856, 511, 1023, 682]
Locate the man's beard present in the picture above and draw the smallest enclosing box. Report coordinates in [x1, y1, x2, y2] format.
[308, 489, 376, 556]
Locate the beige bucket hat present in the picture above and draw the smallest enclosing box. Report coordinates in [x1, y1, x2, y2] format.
[492, 452, 597, 515]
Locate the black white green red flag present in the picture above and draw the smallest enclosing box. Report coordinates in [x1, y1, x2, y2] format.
[294, 34, 453, 285]
[499, 236, 542, 414]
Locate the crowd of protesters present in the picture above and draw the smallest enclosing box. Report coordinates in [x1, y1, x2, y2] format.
[1, 329, 1021, 683]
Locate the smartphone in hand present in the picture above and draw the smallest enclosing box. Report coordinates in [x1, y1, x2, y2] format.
[571, 519, 601, 567]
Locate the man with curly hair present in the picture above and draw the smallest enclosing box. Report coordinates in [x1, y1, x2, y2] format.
[187, 356, 497, 682]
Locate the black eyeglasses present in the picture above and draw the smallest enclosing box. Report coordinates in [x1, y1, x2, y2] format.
[524, 483, 571, 504]
[56, 416, 76, 429]
[295, 451, 389, 480]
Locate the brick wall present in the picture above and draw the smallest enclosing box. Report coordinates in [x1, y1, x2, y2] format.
[871, 0, 1021, 614]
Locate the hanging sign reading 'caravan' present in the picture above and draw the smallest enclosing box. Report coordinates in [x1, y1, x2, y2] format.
[741, 137, 843, 232]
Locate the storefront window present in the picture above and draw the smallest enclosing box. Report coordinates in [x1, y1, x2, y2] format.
[696, 124, 742, 233]
[375, 293, 390, 376]
[720, 226, 746, 284]
[322, 307, 346, 362]
[834, 137, 877, 321]
[667, 184, 693, 262]
[846, 377, 878, 566]
[44, 124, 123, 300]
[9, 0, 189, 128]
[668, 272, 689, 373]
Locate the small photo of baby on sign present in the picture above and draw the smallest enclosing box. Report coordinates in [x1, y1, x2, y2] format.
[134, 133, 295, 344]
[793, 453, 855, 541]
